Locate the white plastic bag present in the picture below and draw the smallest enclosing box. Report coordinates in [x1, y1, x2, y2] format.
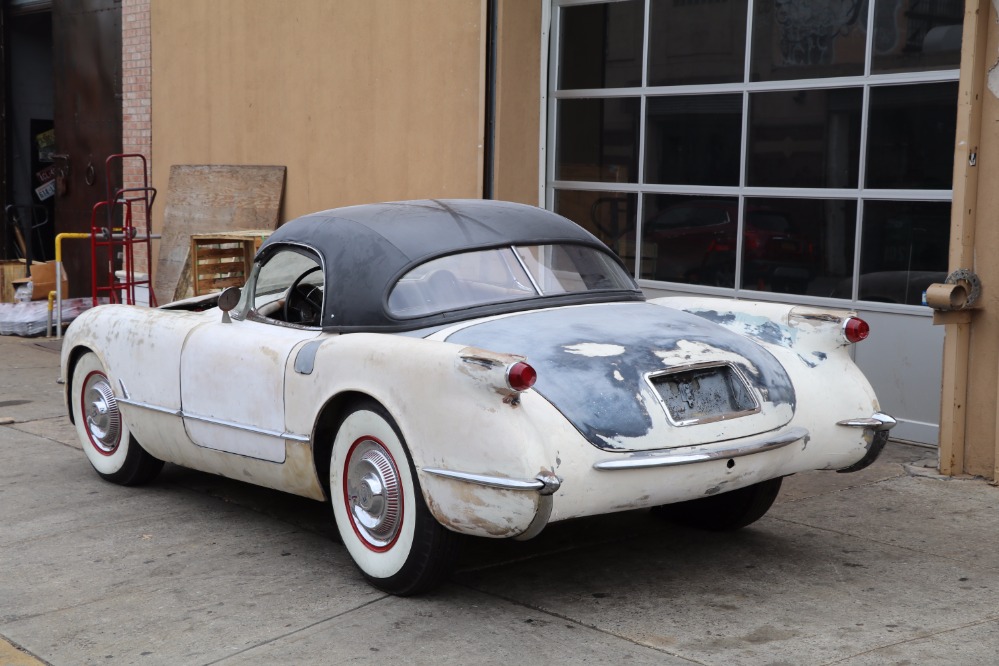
[14, 282, 33, 303]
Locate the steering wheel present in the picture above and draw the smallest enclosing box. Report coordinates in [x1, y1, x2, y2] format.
[283, 265, 324, 325]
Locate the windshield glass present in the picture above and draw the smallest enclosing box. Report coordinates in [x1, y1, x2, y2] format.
[236, 247, 324, 324]
[388, 244, 635, 317]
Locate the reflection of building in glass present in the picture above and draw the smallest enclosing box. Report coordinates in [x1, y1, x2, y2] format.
[873, 0, 964, 72]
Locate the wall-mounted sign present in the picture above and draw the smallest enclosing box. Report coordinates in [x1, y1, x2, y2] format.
[36, 129, 56, 163]
[36, 165, 57, 184]
[35, 179, 56, 201]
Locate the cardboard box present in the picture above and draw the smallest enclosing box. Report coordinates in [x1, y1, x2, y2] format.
[11, 261, 70, 301]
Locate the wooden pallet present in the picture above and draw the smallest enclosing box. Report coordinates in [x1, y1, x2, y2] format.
[189, 231, 271, 296]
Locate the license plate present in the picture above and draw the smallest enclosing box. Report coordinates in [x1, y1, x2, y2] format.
[649, 363, 759, 426]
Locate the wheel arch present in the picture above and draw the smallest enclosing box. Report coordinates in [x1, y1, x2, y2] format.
[64, 344, 100, 424]
[311, 389, 379, 500]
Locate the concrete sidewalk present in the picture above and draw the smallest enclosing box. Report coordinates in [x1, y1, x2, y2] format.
[1, 333, 997, 665]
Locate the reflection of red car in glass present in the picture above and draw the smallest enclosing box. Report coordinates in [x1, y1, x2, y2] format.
[642, 200, 815, 292]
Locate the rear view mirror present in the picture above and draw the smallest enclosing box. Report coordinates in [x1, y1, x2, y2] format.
[219, 286, 241, 323]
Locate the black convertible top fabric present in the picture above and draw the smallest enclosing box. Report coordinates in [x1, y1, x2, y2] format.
[257, 199, 642, 331]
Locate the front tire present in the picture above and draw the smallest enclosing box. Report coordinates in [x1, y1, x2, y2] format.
[71, 352, 163, 485]
[330, 400, 458, 595]
[652, 477, 783, 531]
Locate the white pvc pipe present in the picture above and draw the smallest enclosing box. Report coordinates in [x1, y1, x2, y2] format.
[56, 261, 63, 339]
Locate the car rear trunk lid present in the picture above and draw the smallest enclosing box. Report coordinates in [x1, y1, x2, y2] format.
[443, 301, 795, 452]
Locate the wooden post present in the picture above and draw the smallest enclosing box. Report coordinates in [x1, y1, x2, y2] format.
[938, 0, 990, 476]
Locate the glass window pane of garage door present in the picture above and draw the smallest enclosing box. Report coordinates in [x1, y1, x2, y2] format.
[549, 0, 960, 306]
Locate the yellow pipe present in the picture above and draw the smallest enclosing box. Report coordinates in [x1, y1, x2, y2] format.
[47, 290, 56, 338]
[55, 232, 90, 261]
[50, 231, 160, 336]
[54, 232, 91, 339]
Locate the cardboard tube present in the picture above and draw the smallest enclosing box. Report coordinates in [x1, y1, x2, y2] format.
[925, 283, 968, 311]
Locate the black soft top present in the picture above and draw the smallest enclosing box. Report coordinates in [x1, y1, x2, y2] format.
[257, 199, 643, 331]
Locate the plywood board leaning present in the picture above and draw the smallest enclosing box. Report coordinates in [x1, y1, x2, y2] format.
[156, 165, 285, 302]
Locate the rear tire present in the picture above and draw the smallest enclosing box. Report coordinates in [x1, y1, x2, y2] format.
[330, 400, 458, 595]
[652, 477, 783, 531]
[71, 352, 163, 486]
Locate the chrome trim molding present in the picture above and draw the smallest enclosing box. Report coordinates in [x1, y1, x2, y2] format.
[422, 468, 562, 494]
[116, 396, 181, 418]
[534, 472, 562, 496]
[838, 429, 892, 474]
[836, 412, 897, 431]
[182, 411, 311, 443]
[593, 426, 808, 471]
[115, 396, 310, 443]
[514, 494, 553, 541]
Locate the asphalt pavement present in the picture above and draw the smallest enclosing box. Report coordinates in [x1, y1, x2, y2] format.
[2, 332, 998, 665]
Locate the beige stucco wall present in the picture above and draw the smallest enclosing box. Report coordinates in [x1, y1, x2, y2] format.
[150, 0, 489, 222]
[493, 0, 543, 205]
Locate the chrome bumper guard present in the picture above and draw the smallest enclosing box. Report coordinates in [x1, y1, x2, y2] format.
[420, 468, 561, 541]
[421, 468, 562, 495]
[835, 411, 896, 473]
[591, 426, 809, 471]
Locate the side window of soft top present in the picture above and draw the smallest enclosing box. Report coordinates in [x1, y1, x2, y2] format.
[245, 247, 325, 327]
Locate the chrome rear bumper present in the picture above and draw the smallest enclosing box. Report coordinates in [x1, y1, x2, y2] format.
[591, 426, 809, 471]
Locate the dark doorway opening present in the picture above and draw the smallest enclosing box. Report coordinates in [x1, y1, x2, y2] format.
[3, 6, 55, 263]
[3, 0, 122, 297]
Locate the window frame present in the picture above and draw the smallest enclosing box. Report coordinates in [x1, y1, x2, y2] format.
[237, 243, 328, 329]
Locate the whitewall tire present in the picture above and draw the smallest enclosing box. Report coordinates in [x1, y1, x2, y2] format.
[71, 352, 163, 485]
[330, 400, 458, 595]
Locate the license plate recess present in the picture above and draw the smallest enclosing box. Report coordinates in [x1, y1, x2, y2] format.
[649, 363, 760, 426]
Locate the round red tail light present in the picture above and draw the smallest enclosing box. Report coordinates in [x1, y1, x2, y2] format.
[507, 362, 537, 392]
[843, 317, 870, 343]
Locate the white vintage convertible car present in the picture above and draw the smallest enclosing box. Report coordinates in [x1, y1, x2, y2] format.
[61, 199, 894, 595]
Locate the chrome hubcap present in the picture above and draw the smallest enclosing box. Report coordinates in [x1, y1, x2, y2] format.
[83, 374, 121, 454]
[345, 439, 402, 548]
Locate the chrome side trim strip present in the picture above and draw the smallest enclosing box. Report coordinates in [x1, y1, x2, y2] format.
[421, 468, 561, 494]
[182, 411, 311, 442]
[593, 426, 808, 471]
[836, 412, 897, 431]
[115, 396, 310, 443]
[116, 396, 181, 417]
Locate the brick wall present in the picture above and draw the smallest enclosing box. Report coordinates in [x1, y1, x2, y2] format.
[122, 0, 152, 271]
